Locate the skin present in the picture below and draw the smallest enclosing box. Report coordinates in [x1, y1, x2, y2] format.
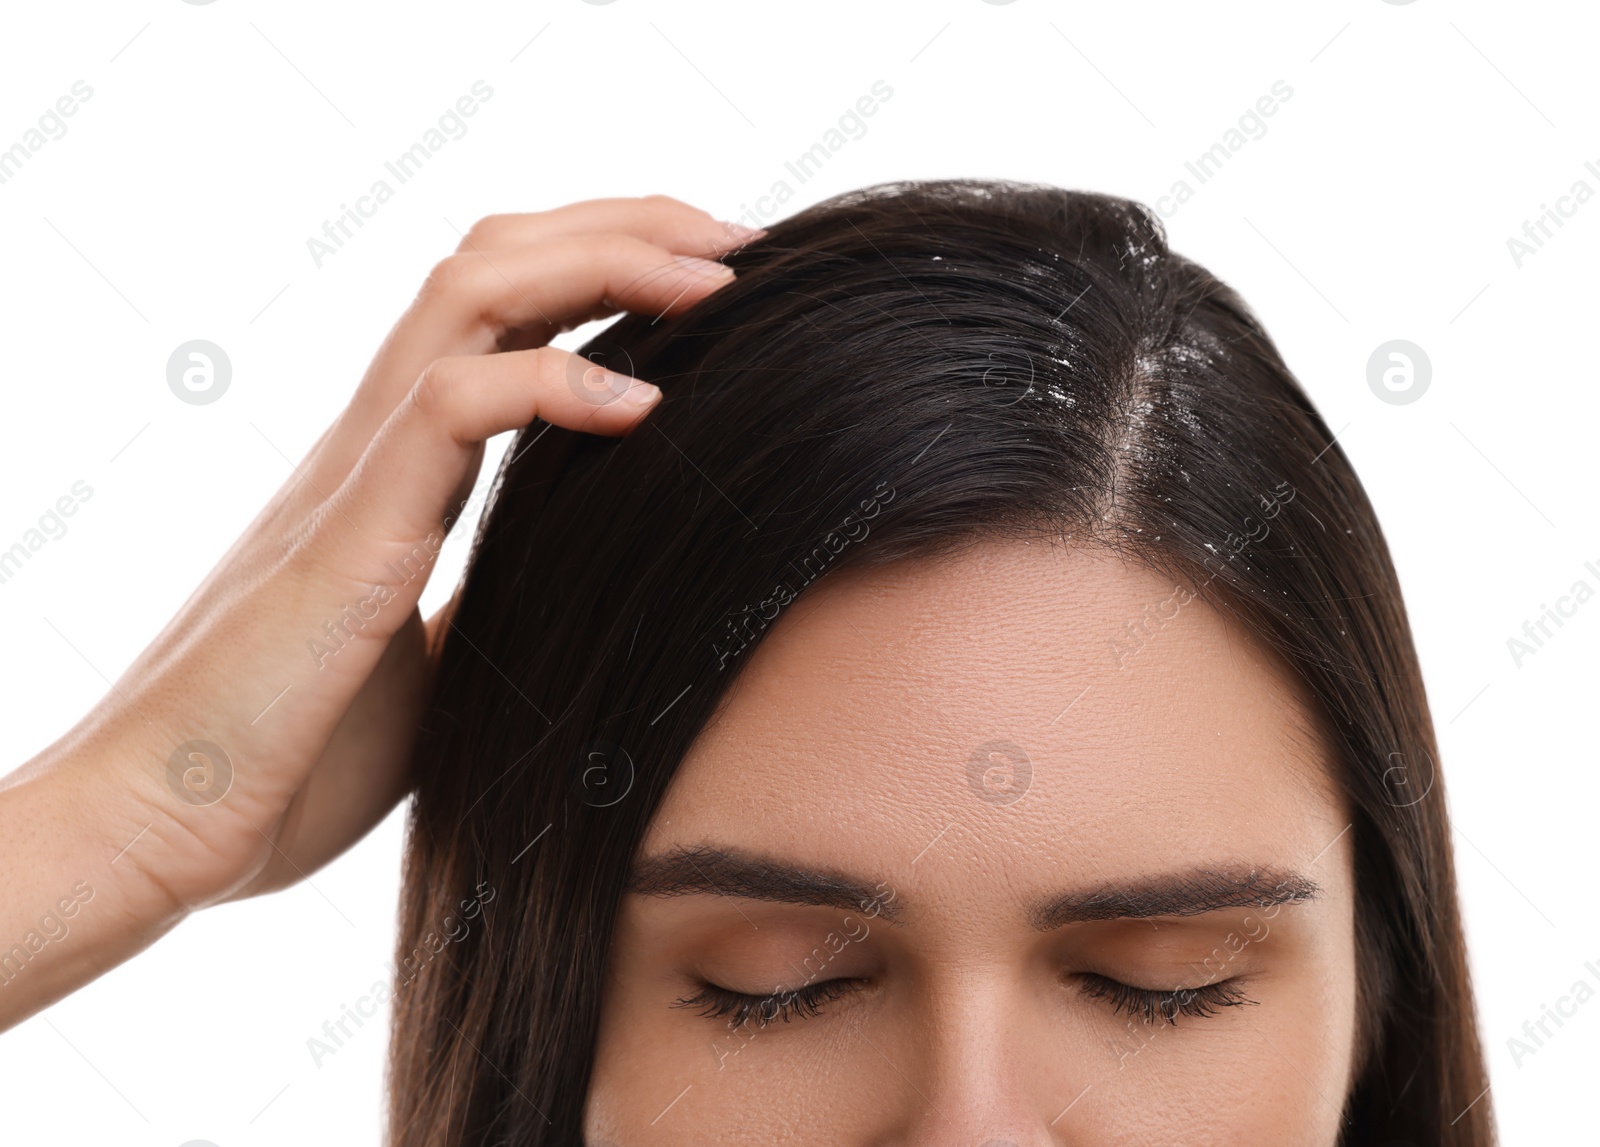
[586, 540, 1359, 1146]
[0, 195, 754, 1030]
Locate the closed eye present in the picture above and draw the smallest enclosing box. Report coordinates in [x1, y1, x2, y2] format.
[1075, 971, 1259, 1025]
[673, 977, 866, 1030]
[674, 972, 1258, 1032]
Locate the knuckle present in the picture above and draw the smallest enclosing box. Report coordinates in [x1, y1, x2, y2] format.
[419, 252, 477, 299]
[461, 213, 512, 250]
[643, 192, 712, 223]
[530, 346, 567, 385]
[410, 358, 467, 418]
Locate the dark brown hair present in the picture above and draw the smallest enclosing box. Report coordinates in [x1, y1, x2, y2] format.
[386, 179, 1493, 1145]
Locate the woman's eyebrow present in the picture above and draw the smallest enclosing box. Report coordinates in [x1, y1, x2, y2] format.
[627, 846, 902, 922]
[1028, 867, 1321, 929]
[627, 848, 1317, 926]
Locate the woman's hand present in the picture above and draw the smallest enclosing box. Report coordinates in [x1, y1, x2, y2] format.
[0, 195, 755, 1030]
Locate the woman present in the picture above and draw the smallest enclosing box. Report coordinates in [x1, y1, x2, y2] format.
[0, 181, 1494, 1144]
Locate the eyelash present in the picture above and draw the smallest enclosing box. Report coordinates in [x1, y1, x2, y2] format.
[673, 978, 864, 1030]
[1076, 972, 1259, 1026]
[674, 973, 1258, 1031]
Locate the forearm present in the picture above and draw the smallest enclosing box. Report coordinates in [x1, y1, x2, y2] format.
[0, 733, 188, 1031]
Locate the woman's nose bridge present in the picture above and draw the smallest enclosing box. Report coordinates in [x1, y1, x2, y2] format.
[879, 977, 1074, 1147]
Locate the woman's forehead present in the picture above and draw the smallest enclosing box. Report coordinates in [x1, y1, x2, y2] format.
[652, 537, 1349, 907]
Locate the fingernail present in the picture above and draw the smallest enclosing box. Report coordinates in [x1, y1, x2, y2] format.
[620, 380, 661, 407]
[718, 221, 767, 242]
[674, 254, 735, 281]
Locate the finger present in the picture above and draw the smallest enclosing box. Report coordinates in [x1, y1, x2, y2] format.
[454, 194, 765, 259]
[319, 235, 731, 488]
[417, 233, 737, 347]
[319, 345, 662, 575]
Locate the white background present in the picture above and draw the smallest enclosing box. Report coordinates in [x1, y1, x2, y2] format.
[0, 1, 1594, 1142]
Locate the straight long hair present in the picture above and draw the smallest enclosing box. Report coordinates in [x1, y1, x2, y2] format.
[386, 179, 1494, 1145]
